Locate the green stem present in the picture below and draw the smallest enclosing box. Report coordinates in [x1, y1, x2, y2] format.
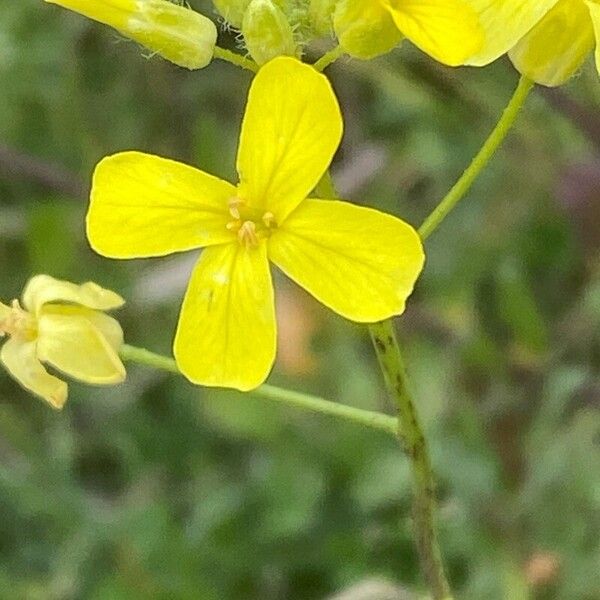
[119, 344, 398, 436]
[369, 321, 451, 600]
[418, 75, 534, 241]
[213, 47, 259, 73]
[316, 168, 451, 597]
[313, 46, 345, 72]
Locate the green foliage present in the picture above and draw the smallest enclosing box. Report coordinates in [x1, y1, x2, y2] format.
[1, 0, 599, 597]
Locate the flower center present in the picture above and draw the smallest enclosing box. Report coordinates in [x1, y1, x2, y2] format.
[0, 300, 37, 341]
[226, 198, 277, 248]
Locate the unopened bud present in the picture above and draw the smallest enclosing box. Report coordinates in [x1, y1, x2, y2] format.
[45, 0, 217, 70]
[309, 0, 336, 36]
[212, 0, 252, 29]
[333, 0, 402, 60]
[242, 0, 298, 65]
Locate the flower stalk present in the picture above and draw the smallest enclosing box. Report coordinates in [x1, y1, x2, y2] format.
[119, 344, 399, 435]
[419, 75, 534, 240]
[213, 46, 259, 72]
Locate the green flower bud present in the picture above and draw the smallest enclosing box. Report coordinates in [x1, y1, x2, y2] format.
[309, 0, 336, 36]
[242, 0, 298, 65]
[45, 0, 217, 70]
[333, 0, 402, 60]
[212, 0, 252, 28]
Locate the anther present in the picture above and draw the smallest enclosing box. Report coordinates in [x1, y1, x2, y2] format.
[263, 212, 276, 228]
[228, 197, 244, 220]
[238, 221, 259, 248]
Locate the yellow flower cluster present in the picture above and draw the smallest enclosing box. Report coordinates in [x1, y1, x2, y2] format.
[44, 0, 600, 85]
[4, 0, 597, 407]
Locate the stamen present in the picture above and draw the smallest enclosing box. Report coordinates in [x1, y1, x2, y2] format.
[238, 221, 259, 248]
[263, 212, 276, 228]
[228, 197, 243, 220]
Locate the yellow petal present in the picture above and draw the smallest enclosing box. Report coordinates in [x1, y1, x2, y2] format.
[22, 274, 124, 316]
[236, 57, 343, 222]
[509, 0, 594, 87]
[88, 151, 237, 259]
[1, 337, 68, 409]
[384, 0, 484, 67]
[465, 0, 561, 66]
[42, 304, 124, 352]
[174, 242, 276, 391]
[37, 311, 126, 385]
[268, 199, 425, 322]
[45, 0, 217, 70]
[586, 1, 600, 77]
[333, 0, 403, 59]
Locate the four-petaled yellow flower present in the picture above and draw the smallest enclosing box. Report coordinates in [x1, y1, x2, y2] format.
[510, 0, 600, 86]
[0, 275, 126, 409]
[44, 0, 217, 70]
[86, 57, 425, 391]
[333, 0, 561, 67]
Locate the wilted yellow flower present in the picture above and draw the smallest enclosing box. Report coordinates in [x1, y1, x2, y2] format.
[87, 57, 425, 391]
[0, 275, 126, 409]
[44, 0, 217, 70]
[509, 0, 599, 86]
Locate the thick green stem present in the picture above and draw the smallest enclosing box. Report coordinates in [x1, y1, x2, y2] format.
[213, 47, 259, 73]
[418, 76, 534, 240]
[119, 344, 398, 436]
[369, 321, 451, 600]
[313, 46, 344, 72]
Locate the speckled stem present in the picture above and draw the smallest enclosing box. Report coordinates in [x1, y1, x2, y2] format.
[369, 320, 452, 600]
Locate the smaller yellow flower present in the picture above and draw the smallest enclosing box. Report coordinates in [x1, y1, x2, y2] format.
[333, 0, 562, 67]
[44, 0, 218, 70]
[87, 57, 425, 391]
[0, 275, 126, 409]
[509, 0, 599, 87]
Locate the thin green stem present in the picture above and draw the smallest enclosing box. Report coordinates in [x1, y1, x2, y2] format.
[418, 75, 534, 241]
[369, 321, 451, 600]
[213, 47, 259, 73]
[119, 344, 398, 436]
[313, 46, 345, 72]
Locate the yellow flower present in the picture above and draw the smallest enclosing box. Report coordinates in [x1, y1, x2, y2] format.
[87, 57, 425, 391]
[333, 0, 485, 64]
[44, 0, 217, 70]
[0, 275, 126, 409]
[509, 0, 598, 86]
[333, 0, 562, 67]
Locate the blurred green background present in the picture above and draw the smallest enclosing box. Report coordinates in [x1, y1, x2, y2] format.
[1, 1, 599, 598]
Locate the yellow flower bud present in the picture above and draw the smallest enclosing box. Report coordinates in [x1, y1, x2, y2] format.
[45, 0, 217, 70]
[309, 0, 336, 36]
[333, 0, 402, 60]
[212, 0, 252, 28]
[242, 0, 298, 65]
